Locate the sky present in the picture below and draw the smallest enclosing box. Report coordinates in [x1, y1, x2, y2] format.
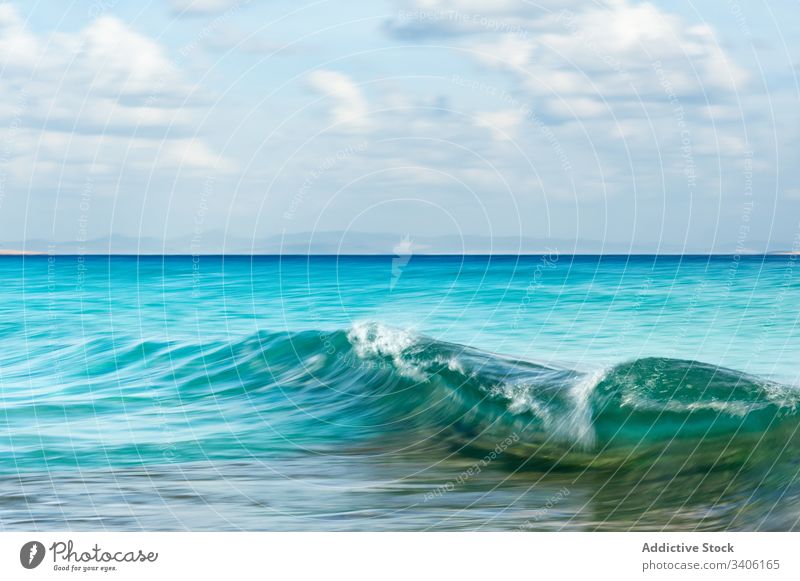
[0, 0, 798, 253]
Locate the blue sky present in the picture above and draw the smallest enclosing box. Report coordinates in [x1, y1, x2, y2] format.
[0, 0, 798, 252]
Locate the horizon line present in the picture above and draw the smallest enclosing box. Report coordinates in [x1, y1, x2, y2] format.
[1, 252, 797, 258]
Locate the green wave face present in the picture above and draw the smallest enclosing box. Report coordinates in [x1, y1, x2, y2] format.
[592, 358, 799, 443]
[335, 324, 800, 468]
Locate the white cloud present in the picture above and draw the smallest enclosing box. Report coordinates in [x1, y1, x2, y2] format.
[391, 0, 748, 111]
[415, 0, 753, 171]
[1, 7, 181, 99]
[471, 2, 748, 107]
[475, 109, 524, 140]
[1, 9, 188, 127]
[0, 4, 233, 177]
[78, 16, 178, 95]
[1, 130, 232, 186]
[162, 139, 238, 171]
[0, 3, 37, 70]
[306, 70, 371, 132]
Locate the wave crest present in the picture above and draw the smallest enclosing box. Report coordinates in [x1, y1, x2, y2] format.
[332, 323, 800, 466]
[9, 322, 798, 470]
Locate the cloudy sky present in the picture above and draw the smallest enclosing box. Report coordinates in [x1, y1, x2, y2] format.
[0, 0, 798, 253]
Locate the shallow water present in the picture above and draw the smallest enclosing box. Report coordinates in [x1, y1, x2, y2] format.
[0, 255, 798, 530]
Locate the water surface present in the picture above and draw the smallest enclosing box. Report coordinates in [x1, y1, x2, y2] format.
[1, 255, 798, 530]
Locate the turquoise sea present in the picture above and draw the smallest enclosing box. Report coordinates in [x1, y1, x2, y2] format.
[1, 255, 799, 530]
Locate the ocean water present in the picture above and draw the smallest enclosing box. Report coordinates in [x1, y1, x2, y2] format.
[1, 255, 799, 531]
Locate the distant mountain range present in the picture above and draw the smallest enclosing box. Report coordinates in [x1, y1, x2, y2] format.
[0, 231, 794, 255]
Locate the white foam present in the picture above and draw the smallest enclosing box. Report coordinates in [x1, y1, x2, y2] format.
[347, 322, 417, 358]
[347, 322, 427, 381]
[491, 382, 553, 423]
[554, 367, 606, 450]
[495, 367, 606, 450]
[625, 396, 765, 417]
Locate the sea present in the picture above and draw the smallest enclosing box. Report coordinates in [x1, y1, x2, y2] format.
[1, 254, 798, 530]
